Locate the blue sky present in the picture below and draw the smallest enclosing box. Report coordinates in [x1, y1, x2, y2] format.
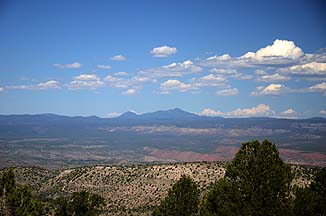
[0, 0, 325, 118]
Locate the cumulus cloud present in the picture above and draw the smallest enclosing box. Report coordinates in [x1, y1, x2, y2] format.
[0, 87, 4, 92]
[107, 112, 121, 118]
[5, 80, 60, 91]
[216, 88, 239, 96]
[277, 108, 297, 118]
[150, 45, 177, 57]
[104, 75, 153, 90]
[207, 54, 231, 61]
[251, 83, 286, 96]
[74, 74, 100, 81]
[309, 82, 326, 90]
[36, 80, 61, 89]
[68, 74, 104, 90]
[203, 54, 237, 68]
[320, 110, 326, 115]
[240, 39, 303, 61]
[200, 108, 224, 117]
[255, 69, 268, 75]
[307, 82, 326, 93]
[227, 104, 274, 117]
[122, 88, 137, 95]
[256, 73, 290, 82]
[159, 79, 195, 94]
[210, 68, 238, 75]
[210, 68, 252, 80]
[200, 104, 274, 117]
[110, 55, 127, 61]
[202, 39, 305, 68]
[104, 75, 129, 88]
[114, 72, 129, 76]
[97, 64, 112, 69]
[53, 62, 82, 69]
[139, 60, 202, 78]
[190, 74, 226, 87]
[279, 62, 326, 75]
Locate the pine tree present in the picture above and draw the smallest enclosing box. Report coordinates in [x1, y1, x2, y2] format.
[201, 140, 293, 216]
[153, 175, 200, 216]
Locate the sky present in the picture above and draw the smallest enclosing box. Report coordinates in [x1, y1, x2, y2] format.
[0, 0, 325, 118]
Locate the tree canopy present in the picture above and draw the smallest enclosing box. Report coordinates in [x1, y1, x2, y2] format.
[0, 169, 46, 216]
[153, 175, 200, 216]
[293, 168, 326, 216]
[201, 139, 293, 216]
[55, 191, 105, 216]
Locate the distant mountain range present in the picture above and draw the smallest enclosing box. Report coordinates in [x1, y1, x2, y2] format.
[1, 107, 325, 123]
[117, 108, 200, 120]
[0, 108, 325, 168]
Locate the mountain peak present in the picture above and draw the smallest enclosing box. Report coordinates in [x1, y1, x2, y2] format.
[170, 108, 184, 112]
[117, 111, 139, 119]
[141, 108, 199, 119]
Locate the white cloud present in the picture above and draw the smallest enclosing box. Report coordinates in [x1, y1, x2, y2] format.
[200, 108, 224, 117]
[210, 68, 238, 75]
[36, 80, 60, 89]
[256, 73, 290, 82]
[159, 79, 194, 94]
[310, 82, 326, 90]
[240, 39, 303, 61]
[98, 64, 112, 70]
[0, 87, 4, 92]
[107, 112, 121, 118]
[277, 108, 297, 118]
[104, 75, 153, 90]
[150, 45, 177, 58]
[53, 62, 82, 69]
[251, 83, 286, 96]
[68, 80, 104, 90]
[279, 62, 326, 75]
[191, 74, 226, 87]
[200, 106, 301, 118]
[114, 72, 129, 76]
[255, 69, 267, 75]
[139, 60, 202, 78]
[320, 110, 326, 115]
[216, 88, 239, 96]
[74, 74, 100, 81]
[207, 54, 231, 61]
[68, 74, 104, 90]
[5, 80, 60, 91]
[202, 39, 304, 68]
[104, 75, 128, 88]
[227, 104, 273, 117]
[110, 55, 127, 61]
[122, 88, 137, 95]
[308, 82, 326, 92]
[210, 68, 252, 80]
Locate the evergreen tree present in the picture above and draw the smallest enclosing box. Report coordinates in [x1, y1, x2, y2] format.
[153, 175, 200, 216]
[293, 168, 326, 216]
[200, 179, 240, 216]
[201, 140, 293, 216]
[0, 169, 46, 216]
[54, 191, 105, 216]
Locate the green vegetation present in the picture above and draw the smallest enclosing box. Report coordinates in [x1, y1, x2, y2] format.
[0, 169, 46, 216]
[0, 169, 105, 216]
[200, 139, 293, 216]
[152, 175, 200, 216]
[293, 168, 326, 216]
[0, 139, 324, 215]
[152, 139, 324, 216]
[54, 191, 105, 216]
